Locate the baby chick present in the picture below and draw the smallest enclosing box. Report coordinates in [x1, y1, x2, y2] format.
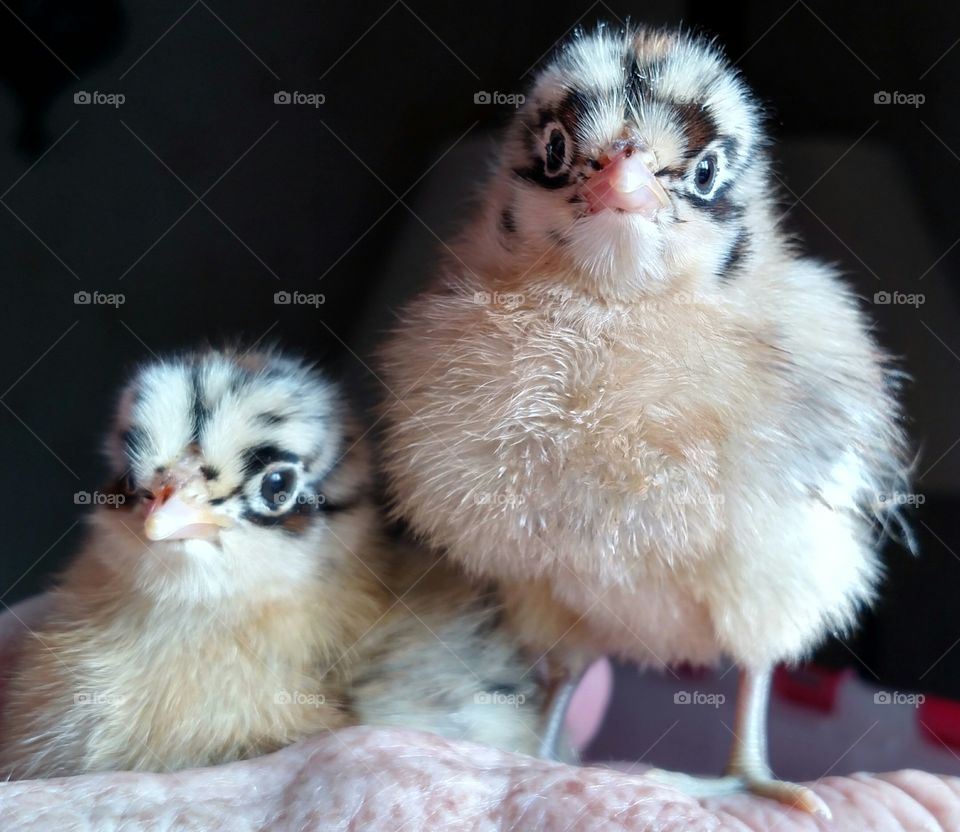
[0, 347, 542, 778]
[379, 26, 909, 816]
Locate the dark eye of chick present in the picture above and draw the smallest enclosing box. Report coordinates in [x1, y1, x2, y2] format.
[694, 154, 718, 194]
[544, 127, 567, 174]
[260, 466, 298, 510]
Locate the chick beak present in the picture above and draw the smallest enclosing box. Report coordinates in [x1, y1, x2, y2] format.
[584, 146, 670, 216]
[143, 484, 233, 542]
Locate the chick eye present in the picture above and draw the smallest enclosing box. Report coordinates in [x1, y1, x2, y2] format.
[694, 154, 718, 195]
[260, 466, 298, 510]
[543, 124, 568, 175]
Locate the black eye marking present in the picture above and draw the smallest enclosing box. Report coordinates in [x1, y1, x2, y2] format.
[259, 466, 298, 511]
[242, 480, 364, 533]
[500, 206, 516, 234]
[542, 121, 570, 177]
[694, 154, 718, 195]
[241, 445, 300, 476]
[545, 129, 566, 173]
[200, 465, 220, 481]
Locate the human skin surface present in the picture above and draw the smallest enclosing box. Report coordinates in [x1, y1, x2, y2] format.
[0, 597, 958, 832]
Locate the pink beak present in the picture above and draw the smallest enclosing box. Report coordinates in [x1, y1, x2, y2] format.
[584, 149, 670, 216]
[143, 489, 232, 541]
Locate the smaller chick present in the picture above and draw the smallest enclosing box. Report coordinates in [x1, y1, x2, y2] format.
[0, 348, 377, 778]
[0, 347, 544, 778]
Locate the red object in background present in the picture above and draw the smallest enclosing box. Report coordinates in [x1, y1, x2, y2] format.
[773, 664, 851, 713]
[919, 695, 960, 750]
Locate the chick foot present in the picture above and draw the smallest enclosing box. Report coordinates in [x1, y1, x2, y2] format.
[645, 768, 830, 817]
[648, 665, 830, 817]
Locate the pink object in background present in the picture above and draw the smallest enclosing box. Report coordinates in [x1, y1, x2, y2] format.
[566, 657, 614, 750]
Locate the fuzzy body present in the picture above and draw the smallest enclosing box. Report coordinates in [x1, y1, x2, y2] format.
[349, 545, 543, 754]
[0, 537, 371, 777]
[380, 28, 907, 673]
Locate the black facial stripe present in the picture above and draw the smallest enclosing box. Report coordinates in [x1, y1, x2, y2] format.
[677, 102, 718, 157]
[209, 484, 243, 506]
[200, 465, 220, 481]
[657, 165, 686, 178]
[717, 229, 750, 281]
[241, 444, 300, 476]
[191, 368, 210, 441]
[257, 411, 286, 426]
[624, 54, 646, 115]
[500, 206, 516, 234]
[676, 182, 743, 221]
[241, 491, 366, 532]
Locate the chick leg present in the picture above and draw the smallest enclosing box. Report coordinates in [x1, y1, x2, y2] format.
[646, 667, 830, 817]
[537, 661, 585, 761]
[724, 666, 830, 817]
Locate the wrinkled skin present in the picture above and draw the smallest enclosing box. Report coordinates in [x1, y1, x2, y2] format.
[1, 598, 958, 831]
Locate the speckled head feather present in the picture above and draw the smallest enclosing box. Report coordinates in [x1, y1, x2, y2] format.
[478, 25, 771, 296]
[96, 347, 370, 603]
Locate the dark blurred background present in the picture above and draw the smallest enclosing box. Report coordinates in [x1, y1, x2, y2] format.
[1, 0, 959, 775]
